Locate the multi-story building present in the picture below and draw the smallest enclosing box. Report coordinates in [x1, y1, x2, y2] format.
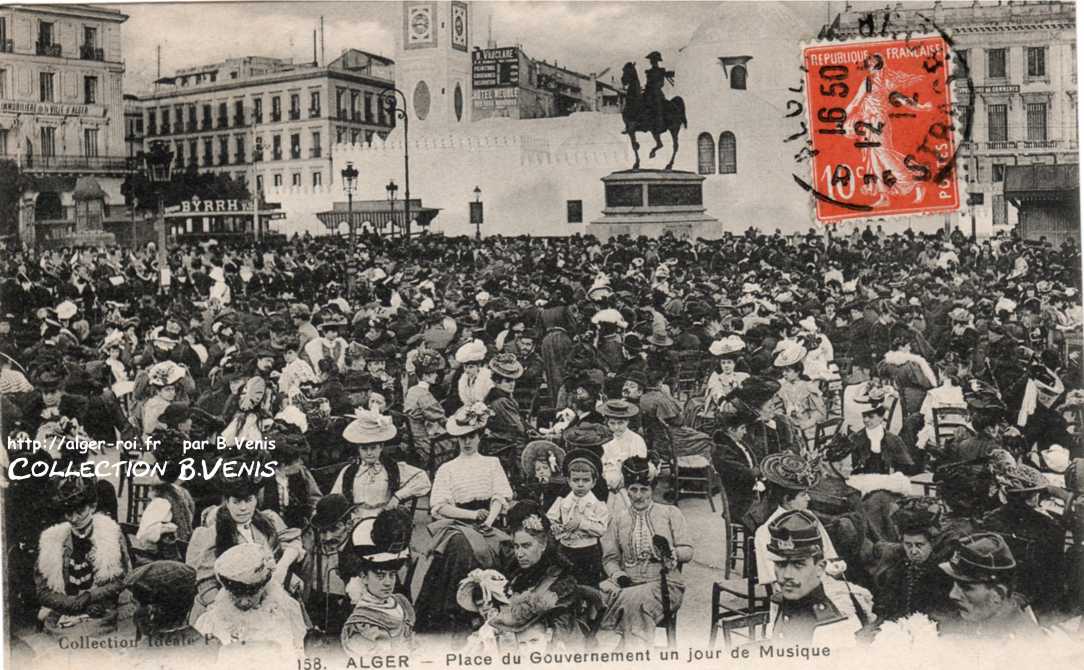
[122, 92, 142, 160]
[0, 4, 129, 227]
[836, 1, 1077, 236]
[137, 50, 395, 198]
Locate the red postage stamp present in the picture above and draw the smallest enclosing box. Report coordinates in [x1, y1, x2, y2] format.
[803, 35, 960, 223]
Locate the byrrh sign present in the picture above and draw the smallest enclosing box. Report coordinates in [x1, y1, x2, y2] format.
[168, 197, 253, 215]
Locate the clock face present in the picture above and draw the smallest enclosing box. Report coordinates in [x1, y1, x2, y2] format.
[410, 10, 430, 38]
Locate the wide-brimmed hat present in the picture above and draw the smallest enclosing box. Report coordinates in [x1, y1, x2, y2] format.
[647, 332, 674, 348]
[343, 410, 397, 444]
[148, 361, 186, 387]
[591, 308, 628, 329]
[521, 440, 565, 478]
[56, 300, 78, 320]
[488, 353, 524, 380]
[855, 385, 889, 415]
[562, 423, 612, 451]
[455, 569, 511, 613]
[414, 350, 446, 374]
[938, 532, 1016, 584]
[773, 341, 807, 368]
[1000, 463, 1047, 494]
[621, 455, 656, 487]
[318, 313, 348, 330]
[760, 451, 820, 489]
[446, 402, 493, 436]
[562, 448, 603, 479]
[340, 509, 412, 576]
[600, 399, 639, 419]
[52, 475, 98, 512]
[455, 339, 487, 364]
[311, 494, 354, 530]
[214, 543, 275, 595]
[709, 335, 745, 357]
[766, 509, 823, 559]
[891, 497, 943, 535]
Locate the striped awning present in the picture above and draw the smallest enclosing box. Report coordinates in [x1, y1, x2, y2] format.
[316, 201, 440, 231]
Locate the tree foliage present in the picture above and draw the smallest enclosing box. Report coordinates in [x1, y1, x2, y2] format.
[121, 162, 251, 212]
[0, 160, 31, 238]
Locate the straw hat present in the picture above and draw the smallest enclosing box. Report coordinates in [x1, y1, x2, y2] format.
[343, 410, 397, 444]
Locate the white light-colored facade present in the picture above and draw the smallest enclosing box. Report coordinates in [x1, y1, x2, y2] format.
[137, 51, 395, 209]
[834, 1, 1077, 237]
[0, 4, 129, 213]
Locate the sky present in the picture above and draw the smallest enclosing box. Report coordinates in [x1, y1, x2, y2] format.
[108, 1, 830, 94]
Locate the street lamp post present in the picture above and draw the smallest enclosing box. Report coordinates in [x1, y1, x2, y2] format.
[386, 180, 398, 238]
[142, 142, 174, 295]
[379, 87, 410, 240]
[341, 161, 359, 295]
[472, 186, 483, 241]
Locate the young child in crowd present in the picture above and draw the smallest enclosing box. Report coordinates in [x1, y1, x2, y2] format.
[547, 449, 609, 586]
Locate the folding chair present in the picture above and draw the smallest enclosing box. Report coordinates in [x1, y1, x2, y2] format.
[709, 536, 771, 647]
[662, 423, 719, 512]
[124, 483, 155, 526]
[813, 417, 844, 453]
[672, 350, 705, 403]
[932, 405, 970, 452]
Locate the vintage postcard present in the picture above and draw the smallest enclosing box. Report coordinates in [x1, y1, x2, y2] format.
[0, 2, 1081, 670]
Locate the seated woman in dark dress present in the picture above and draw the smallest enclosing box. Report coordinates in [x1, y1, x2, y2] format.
[414, 403, 514, 635]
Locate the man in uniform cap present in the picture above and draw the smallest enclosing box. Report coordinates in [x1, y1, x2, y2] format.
[938, 532, 1042, 640]
[766, 509, 874, 647]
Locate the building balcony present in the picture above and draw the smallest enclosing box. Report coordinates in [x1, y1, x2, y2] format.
[310, 147, 322, 158]
[289, 110, 301, 121]
[187, 121, 199, 133]
[147, 126, 158, 137]
[253, 114, 263, 124]
[272, 150, 282, 161]
[218, 155, 229, 166]
[80, 45, 105, 61]
[36, 42, 62, 57]
[985, 141, 1017, 150]
[270, 112, 282, 122]
[290, 148, 301, 160]
[234, 154, 246, 165]
[202, 120, 212, 130]
[233, 115, 246, 127]
[1021, 139, 1057, 149]
[0, 39, 13, 53]
[253, 150, 264, 162]
[12, 154, 132, 174]
[159, 123, 171, 135]
[217, 118, 229, 129]
[203, 156, 214, 167]
[309, 108, 321, 118]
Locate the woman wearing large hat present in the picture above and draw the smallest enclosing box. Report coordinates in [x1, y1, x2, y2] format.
[185, 466, 305, 623]
[35, 475, 131, 639]
[598, 399, 647, 500]
[332, 409, 431, 523]
[750, 452, 840, 587]
[704, 335, 749, 415]
[415, 402, 514, 635]
[482, 353, 529, 486]
[454, 338, 494, 408]
[340, 510, 416, 654]
[773, 340, 826, 434]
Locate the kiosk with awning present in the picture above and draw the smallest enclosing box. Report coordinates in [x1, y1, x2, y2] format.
[163, 195, 285, 242]
[1004, 164, 1079, 245]
[316, 199, 440, 238]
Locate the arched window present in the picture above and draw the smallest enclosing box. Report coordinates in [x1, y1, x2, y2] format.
[719, 131, 737, 174]
[730, 64, 747, 90]
[697, 132, 716, 175]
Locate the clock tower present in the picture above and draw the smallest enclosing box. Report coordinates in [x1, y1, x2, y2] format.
[396, 1, 474, 129]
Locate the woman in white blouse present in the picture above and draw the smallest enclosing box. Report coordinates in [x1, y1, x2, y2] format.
[414, 402, 513, 635]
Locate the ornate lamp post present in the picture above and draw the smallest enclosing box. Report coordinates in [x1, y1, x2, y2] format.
[341, 161, 359, 295]
[472, 185, 483, 241]
[142, 142, 174, 294]
[386, 180, 398, 238]
[379, 87, 410, 240]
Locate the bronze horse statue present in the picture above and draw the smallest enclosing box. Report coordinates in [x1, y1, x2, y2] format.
[621, 62, 687, 171]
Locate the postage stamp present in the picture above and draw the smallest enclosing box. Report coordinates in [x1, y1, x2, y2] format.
[802, 34, 960, 222]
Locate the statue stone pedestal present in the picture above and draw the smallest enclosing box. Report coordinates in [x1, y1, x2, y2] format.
[589, 169, 719, 240]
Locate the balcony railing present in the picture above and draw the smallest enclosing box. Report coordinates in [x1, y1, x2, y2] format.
[233, 115, 246, 127]
[234, 154, 246, 165]
[290, 148, 301, 160]
[253, 150, 264, 162]
[9, 154, 132, 173]
[188, 121, 199, 133]
[0, 39, 13, 53]
[272, 150, 282, 161]
[218, 155, 229, 166]
[80, 45, 104, 61]
[217, 117, 229, 129]
[147, 125, 158, 137]
[985, 140, 1017, 150]
[289, 110, 301, 121]
[271, 112, 282, 122]
[202, 119, 212, 130]
[253, 114, 263, 124]
[309, 108, 321, 118]
[1021, 139, 1057, 149]
[310, 147, 322, 158]
[36, 41, 62, 57]
[159, 123, 171, 135]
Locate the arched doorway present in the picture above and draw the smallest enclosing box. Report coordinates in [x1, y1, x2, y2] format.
[35, 192, 64, 221]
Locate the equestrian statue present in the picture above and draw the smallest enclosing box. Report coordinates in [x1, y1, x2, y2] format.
[621, 51, 687, 171]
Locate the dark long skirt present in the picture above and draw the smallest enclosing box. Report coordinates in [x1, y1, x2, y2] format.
[414, 533, 484, 636]
[559, 543, 603, 587]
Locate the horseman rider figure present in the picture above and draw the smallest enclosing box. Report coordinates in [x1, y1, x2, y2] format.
[643, 51, 675, 133]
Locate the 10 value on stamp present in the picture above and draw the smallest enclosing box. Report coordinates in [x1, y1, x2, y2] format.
[803, 34, 961, 222]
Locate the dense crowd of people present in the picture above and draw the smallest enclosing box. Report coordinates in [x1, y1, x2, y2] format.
[0, 224, 1082, 661]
